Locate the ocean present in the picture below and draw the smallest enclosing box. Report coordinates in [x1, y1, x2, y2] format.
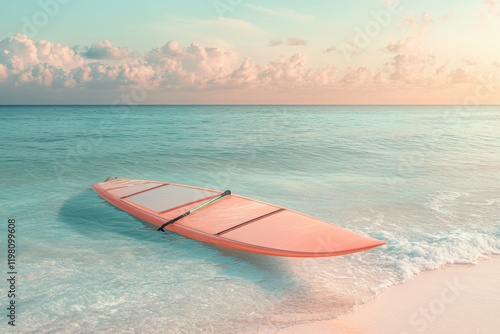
[1, 105, 499, 333]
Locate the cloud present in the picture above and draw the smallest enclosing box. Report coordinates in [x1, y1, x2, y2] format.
[0, 34, 143, 89]
[385, 51, 438, 85]
[21, 63, 69, 88]
[244, 4, 314, 20]
[0, 33, 494, 101]
[441, 10, 454, 20]
[268, 38, 307, 47]
[0, 33, 39, 71]
[145, 41, 240, 89]
[481, 0, 500, 25]
[377, 11, 472, 87]
[268, 38, 283, 47]
[435, 64, 448, 75]
[37, 40, 86, 70]
[0, 34, 333, 92]
[340, 66, 376, 87]
[337, 40, 363, 57]
[483, 0, 500, 15]
[384, 39, 408, 54]
[285, 38, 307, 46]
[0, 33, 84, 73]
[405, 11, 433, 34]
[69, 63, 119, 88]
[0, 64, 8, 83]
[84, 40, 130, 60]
[323, 46, 336, 53]
[384, 12, 433, 54]
[257, 54, 332, 88]
[462, 57, 477, 66]
[227, 57, 263, 88]
[448, 67, 474, 84]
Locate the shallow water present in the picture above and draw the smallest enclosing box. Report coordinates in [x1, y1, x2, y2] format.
[1, 105, 499, 333]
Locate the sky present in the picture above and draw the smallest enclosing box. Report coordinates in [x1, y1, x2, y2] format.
[0, 0, 499, 104]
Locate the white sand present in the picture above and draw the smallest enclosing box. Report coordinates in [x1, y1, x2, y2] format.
[277, 256, 500, 334]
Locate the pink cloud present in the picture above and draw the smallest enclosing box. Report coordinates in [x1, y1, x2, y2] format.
[69, 63, 120, 88]
[447, 68, 474, 84]
[435, 64, 448, 75]
[384, 12, 433, 54]
[377, 12, 462, 88]
[24, 64, 69, 87]
[228, 57, 264, 88]
[285, 37, 307, 46]
[481, 0, 500, 25]
[268, 38, 283, 47]
[384, 39, 409, 54]
[0, 33, 497, 103]
[84, 40, 130, 60]
[323, 46, 336, 53]
[0, 33, 84, 72]
[116, 61, 157, 87]
[462, 57, 477, 66]
[0, 64, 8, 83]
[0, 33, 40, 71]
[268, 38, 307, 47]
[341, 66, 375, 87]
[146, 41, 240, 89]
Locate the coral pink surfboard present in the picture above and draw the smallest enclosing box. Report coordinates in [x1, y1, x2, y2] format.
[92, 177, 385, 257]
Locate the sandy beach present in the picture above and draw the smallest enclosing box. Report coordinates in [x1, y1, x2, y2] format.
[278, 256, 500, 334]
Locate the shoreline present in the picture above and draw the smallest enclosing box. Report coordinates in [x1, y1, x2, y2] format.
[277, 255, 500, 334]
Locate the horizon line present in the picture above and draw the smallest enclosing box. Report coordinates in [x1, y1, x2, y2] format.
[1, 104, 500, 107]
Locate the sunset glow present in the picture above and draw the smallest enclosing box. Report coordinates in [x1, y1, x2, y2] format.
[1, 0, 499, 104]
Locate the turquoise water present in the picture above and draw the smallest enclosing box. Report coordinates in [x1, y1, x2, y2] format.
[1, 105, 499, 333]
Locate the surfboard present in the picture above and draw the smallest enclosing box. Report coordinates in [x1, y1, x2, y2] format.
[92, 177, 385, 257]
